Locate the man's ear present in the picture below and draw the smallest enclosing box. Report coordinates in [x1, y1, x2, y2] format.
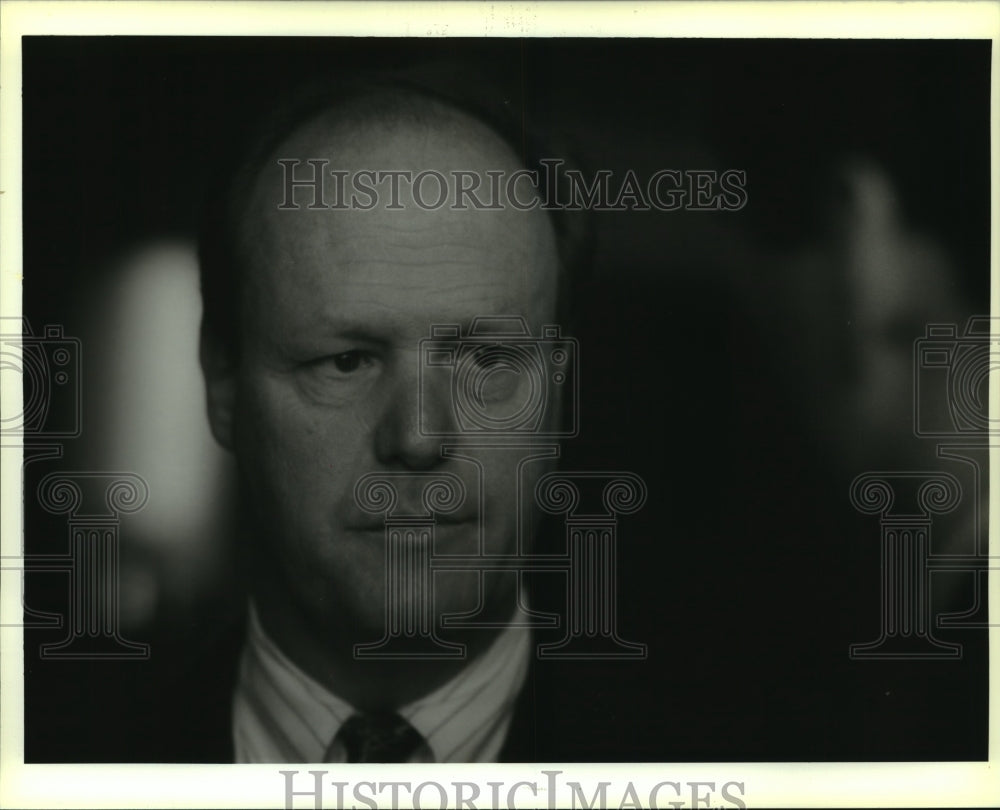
[199, 324, 238, 452]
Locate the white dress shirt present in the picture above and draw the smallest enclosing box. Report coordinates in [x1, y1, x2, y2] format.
[232, 604, 531, 763]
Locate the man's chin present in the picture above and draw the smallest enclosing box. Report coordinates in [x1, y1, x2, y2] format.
[312, 585, 503, 648]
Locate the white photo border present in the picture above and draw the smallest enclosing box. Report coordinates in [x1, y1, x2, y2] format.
[1, 2, 996, 808]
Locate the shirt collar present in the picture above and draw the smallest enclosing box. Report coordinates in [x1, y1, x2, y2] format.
[233, 603, 530, 763]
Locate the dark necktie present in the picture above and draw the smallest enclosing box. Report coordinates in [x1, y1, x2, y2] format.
[327, 712, 425, 763]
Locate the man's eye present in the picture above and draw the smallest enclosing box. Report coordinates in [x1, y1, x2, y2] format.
[331, 351, 366, 373]
[306, 350, 375, 377]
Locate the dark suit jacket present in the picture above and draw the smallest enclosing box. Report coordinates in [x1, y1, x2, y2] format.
[60, 613, 706, 763]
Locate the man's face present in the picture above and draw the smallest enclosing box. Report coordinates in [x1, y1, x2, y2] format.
[222, 109, 561, 645]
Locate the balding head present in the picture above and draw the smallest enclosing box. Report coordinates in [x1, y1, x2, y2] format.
[235, 92, 560, 358]
[199, 76, 590, 357]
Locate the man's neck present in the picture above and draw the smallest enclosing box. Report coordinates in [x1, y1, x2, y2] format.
[251, 575, 509, 711]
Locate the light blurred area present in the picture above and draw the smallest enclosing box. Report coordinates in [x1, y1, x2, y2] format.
[80, 240, 240, 637]
[738, 155, 987, 606]
[755, 156, 971, 472]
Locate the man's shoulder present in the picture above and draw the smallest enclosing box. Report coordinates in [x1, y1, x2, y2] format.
[143, 615, 246, 762]
[501, 653, 736, 762]
[27, 612, 247, 764]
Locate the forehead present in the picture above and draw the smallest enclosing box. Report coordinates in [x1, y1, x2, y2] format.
[237, 104, 560, 341]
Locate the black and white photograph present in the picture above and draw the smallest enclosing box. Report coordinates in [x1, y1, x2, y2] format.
[1, 2, 996, 808]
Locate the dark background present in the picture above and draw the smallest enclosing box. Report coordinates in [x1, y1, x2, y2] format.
[21, 37, 990, 761]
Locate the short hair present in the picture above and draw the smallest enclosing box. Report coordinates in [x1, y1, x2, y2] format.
[198, 64, 594, 356]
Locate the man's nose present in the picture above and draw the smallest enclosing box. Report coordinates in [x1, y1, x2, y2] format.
[373, 367, 453, 470]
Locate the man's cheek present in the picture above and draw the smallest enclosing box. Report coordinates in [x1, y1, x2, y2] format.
[245, 389, 328, 461]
